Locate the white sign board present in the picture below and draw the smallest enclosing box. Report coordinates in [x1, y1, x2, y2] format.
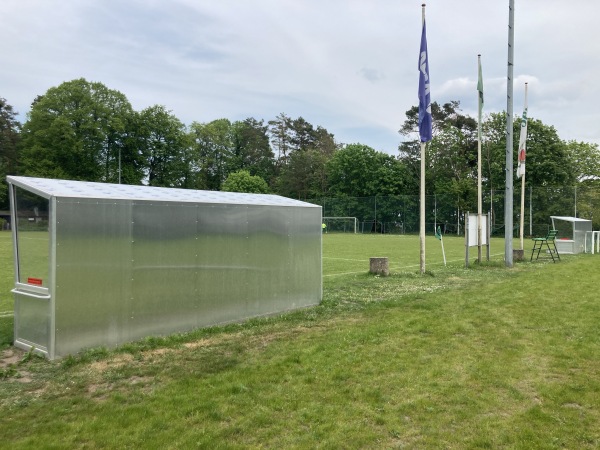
[467, 213, 488, 246]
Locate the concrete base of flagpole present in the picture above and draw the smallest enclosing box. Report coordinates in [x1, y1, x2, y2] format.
[369, 257, 389, 276]
[513, 249, 524, 262]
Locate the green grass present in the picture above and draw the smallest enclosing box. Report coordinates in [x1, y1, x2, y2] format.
[0, 233, 14, 315]
[1, 233, 600, 448]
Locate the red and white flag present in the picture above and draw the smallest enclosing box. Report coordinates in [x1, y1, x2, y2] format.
[516, 88, 528, 179]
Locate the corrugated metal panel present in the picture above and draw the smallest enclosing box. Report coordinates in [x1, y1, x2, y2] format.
[6, 176, 318, 208]
[50, 198, 321, 358]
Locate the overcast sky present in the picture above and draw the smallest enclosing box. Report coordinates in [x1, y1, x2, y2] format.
[2, 0, 599, 154]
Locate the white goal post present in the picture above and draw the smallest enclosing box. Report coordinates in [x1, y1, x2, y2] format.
[322, 217, 358, 233]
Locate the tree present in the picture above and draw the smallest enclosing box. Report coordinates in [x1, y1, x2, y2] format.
[522, 118, 574, 188]
[222, 170, 269, 194]
[270, 115, 338, 198]
[19, 78, 135, 183]
[325, 144, 409, 229]
[189, 119, 234, 190]
[565, 140, 600, 182]
[0, 97, 21, 208]
[482, 112, 575, 189]
[327, 144, 407, 197]
[230, 118, 275, 183]
[398, 101, 475, 194]
[268, 113, 292, 167]
[276, 149, 329, 199]
[135, 105, 189, 187]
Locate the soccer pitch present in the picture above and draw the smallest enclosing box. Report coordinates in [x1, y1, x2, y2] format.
[323, 233, 508, 276]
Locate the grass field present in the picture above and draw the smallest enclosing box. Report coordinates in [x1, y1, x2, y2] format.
[1, 232, 600, 448]
[0, 233, 14, 315]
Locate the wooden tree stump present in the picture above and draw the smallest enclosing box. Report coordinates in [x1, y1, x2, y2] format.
[369, 257, 389, 276]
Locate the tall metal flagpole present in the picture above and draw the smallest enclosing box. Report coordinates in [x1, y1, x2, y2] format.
[505, 0, 515, 267]
[418, 3, 431, 275]
[477, 54, 483, 263]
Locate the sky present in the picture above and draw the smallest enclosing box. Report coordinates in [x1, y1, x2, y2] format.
[2, 0, 599, 155]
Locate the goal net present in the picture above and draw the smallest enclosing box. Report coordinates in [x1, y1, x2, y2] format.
[322, 217, 358, 233]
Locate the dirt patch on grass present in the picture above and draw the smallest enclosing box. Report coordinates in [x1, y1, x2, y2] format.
[88, 353, 135, 372]
[0, 348, 34, 383]
[0, 348, 24, 368]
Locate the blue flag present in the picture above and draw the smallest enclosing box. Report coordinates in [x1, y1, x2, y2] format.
[418, 20, 432, 143]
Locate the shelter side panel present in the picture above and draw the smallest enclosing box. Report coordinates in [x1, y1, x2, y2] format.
[54, 200, 133, 357]
[130, 203, 201, 337]
[54, 199, 321, 356]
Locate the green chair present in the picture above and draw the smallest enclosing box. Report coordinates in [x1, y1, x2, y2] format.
[531, 229, 560, 262]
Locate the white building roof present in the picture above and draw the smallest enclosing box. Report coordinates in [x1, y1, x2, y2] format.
[7, 176, 318, 208]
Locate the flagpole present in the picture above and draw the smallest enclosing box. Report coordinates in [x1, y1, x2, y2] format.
[477, 54, 483, 263]
[420, 138, 426, 274]
[419, 3, 427, 274]
[505, 0, 515, 267]
[520, 162, 526, 250]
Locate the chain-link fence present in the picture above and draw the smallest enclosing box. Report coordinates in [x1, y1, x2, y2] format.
[308, 185, 600, 237]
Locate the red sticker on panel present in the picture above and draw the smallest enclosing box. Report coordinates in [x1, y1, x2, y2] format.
[27, 277, 43, 286]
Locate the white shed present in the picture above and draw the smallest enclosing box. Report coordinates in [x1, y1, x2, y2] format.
[550, 216, 593, 254]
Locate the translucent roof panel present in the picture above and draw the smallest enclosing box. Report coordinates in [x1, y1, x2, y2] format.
[550, 216, 592, 223]
[7, 176, 319, 208]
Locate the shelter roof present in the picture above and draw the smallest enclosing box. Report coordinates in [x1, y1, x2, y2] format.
[550, 216, 592, 223]
[7, 176, 318, 208]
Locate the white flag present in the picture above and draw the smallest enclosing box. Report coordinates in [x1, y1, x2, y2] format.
[516, 97, 528, 179]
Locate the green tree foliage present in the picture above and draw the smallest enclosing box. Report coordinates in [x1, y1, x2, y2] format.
[135, 105, 189, 187]
[565, 140, 600, 181]
[268, 113, 292, 166]
[268, 114, 337, 166]
[189, 119, 234, 190]
[327, 144, 406, 197]
[576, 180, 600, 228]
[325, 144, 409, 229]
[230, 118, 275, 183]
[0, 97, 21, 208]
[482, 112, 575, 188]
[481, 112, 508, 193]
[271, 115, 338, 198]
[398, 101, 475, 194]
[523, 118, 574, 187]
[276, 149, 329, 199]
[19, 78, 135, 183]
[222, 170, 269, 194]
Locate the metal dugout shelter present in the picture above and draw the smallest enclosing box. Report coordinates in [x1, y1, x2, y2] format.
[8, 176, 322, 360]
[550, 216, 592, 254]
